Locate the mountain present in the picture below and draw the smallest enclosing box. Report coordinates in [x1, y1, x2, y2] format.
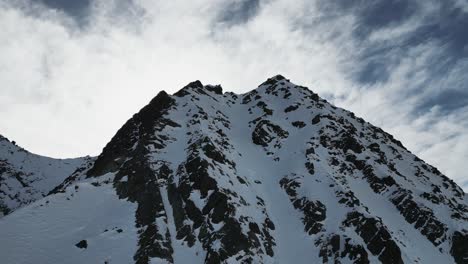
[0, 75, 466, 264]
[0, 135, 93, 216]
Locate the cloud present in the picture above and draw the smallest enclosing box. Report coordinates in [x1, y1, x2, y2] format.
[216, 0, 261, 26]
[0, 0, 466, 190]
[38, 0, 91, 23]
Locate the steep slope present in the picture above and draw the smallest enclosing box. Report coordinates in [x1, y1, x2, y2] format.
[0, 76, 467, 264]
[0, 172, 138, 264]
[0, 135, 93, 216]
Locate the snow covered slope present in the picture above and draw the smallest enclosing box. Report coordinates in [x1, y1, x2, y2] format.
[0, 76, 467, 264]
[0, 173, 138, 264]
[0, 135, 92, 216]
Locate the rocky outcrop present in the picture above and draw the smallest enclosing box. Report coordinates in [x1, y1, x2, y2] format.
[252, 120, 289, 148]
[344, 212, 403, 264]
[87, 91, 177, 263]
[280, 175, 326, 235]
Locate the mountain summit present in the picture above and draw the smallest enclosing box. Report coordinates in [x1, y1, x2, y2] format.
[0, 76, 467, 264]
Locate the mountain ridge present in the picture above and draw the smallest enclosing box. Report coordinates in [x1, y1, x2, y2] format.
[0, 133, 93, 216]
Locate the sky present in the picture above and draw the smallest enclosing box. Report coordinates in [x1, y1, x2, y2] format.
[0, 0, 467, 190]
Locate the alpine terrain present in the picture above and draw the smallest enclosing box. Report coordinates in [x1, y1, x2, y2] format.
[0, 135, 93, 217]
[0, 75, 466, 264]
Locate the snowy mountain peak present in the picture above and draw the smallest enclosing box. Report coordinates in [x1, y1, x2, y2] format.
[259, 74, 289, 86]
[174, 80, 223, 98]
[1, 78, 467, 264]
[257, 74, 310, 94]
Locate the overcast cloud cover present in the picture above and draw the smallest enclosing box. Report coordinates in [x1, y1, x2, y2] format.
[0, 0, 467, 190]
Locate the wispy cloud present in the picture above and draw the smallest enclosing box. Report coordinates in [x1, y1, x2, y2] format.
[0, 0, 466, 190]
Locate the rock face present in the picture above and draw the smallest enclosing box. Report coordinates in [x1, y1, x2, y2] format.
[0, 75, 467, 264]
[0, 135, 92, 216]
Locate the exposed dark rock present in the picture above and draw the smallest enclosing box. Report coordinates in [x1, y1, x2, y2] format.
[336, 133, 363, 154]
[451, 231, 468, 264]
[305, 161, 315, 175]
[319, 234, 370, 264]
[185, 157, 218, 198]
[84, 91, 177, 264]
[252, 120, 289, 147]
[368, 143, 380, 152]
[391, 191, 447, 246]
[174, 81, 204, 97]
[87, 91, 176, 177]
[292, 121, 306, 128]
[165, 130, 276, 263]
[344, 212, 403, 264]
[335, 190, 361, 207]
[295, 197, 326, 235]
[256, 101, 273, 115]
[241, 90, 258, 104]
[206, 85, 223, 95]
[280, 176, 326, 235]
[346, 154, 366, 170]
[361, 165, 449, 247]
[260, 74, 287, 86]
[421, 192, 442, 204]
[362, 165, 395, 193]
[284, 104, 299, 113]
[75, 240, 88, 249]
[198, 138, 230, 165]
[125, 164, 174, 264]
[312, 115, 321, 125]
[202, 191, 231, 223]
